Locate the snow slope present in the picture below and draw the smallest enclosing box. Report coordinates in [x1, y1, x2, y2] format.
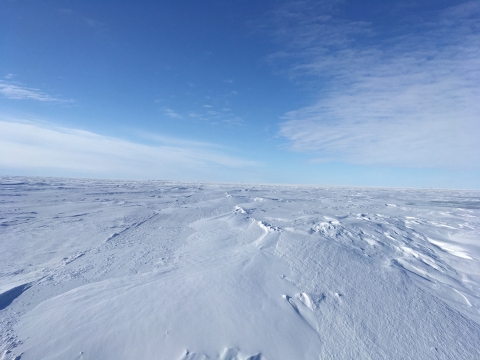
[1, 177, 480, 359]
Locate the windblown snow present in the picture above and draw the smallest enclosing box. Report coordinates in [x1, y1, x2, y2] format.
[1, 177, 480, 359]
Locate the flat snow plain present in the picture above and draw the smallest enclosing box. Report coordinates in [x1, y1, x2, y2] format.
[1, 177, 480, 359]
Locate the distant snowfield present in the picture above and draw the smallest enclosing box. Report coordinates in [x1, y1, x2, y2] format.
[1, 177, 480, 359]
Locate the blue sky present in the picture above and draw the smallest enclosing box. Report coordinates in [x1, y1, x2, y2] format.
[1, 0, 479, 188]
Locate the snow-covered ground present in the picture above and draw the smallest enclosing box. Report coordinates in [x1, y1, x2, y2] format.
[1, 177, 480, 359]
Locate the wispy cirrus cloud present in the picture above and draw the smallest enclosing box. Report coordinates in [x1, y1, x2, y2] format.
[272, 1, 480, 168]
[0, 119, 259, 181]
[164, 102, 243, 127]
[164, 108, 182, 119]
[0, 80, 73, 103]
[159, 78, 243, 127]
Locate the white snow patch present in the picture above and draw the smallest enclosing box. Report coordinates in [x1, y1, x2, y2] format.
[453, 289, 472, 307]
[295, 292, 315, 311]
[235, 206, 246, 214]
[257, 221, 280, 233]
[427, 237, 472, 260]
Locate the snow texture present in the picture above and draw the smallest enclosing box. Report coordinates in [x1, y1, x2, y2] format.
[1, 177, 480, 359]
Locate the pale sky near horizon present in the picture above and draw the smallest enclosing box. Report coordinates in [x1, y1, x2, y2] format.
[1, 0, 479, 189]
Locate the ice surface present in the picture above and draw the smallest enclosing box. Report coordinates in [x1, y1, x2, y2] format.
[1, 177, 480, 359]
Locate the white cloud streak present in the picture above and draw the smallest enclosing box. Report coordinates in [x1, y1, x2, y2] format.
[274, 1, 480, 168]
[164, 108, 182, 119]
[0, 80, 72, 103]
[174, 105, 243, 127]
[0, 120, 260, 180]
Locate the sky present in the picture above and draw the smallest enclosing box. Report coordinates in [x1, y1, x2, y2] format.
[1, 0, 479, 189]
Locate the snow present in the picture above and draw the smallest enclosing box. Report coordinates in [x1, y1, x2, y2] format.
[1, 177, 480, 359]
[427, 237, 473, 259]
